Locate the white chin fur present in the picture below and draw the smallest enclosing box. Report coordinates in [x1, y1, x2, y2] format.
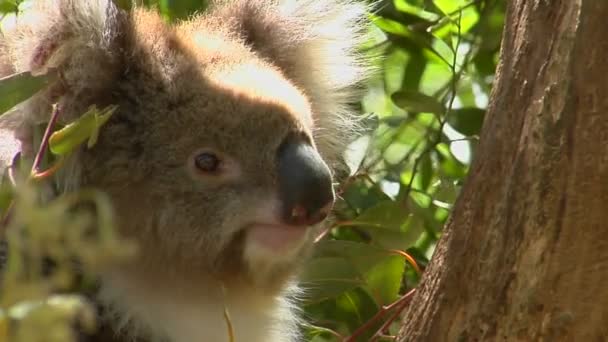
[243, 225, 313, 280]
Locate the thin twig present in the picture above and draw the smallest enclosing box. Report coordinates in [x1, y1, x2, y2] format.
[31, 104, 62, 175]
[343, 289, 416, 342]
[370, 290, 415, 341]
[31, 157, 65, 181]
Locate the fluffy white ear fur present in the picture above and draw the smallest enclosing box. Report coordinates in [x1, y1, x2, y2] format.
[4, 0, 124, 75]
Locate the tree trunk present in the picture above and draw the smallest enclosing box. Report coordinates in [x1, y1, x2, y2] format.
[398, 1, 608, 340]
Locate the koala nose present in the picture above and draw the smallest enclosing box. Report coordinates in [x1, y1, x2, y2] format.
[277, 135, 335, 227]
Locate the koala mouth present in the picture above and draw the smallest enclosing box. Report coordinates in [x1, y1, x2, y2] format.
[246, 223, 310, 252]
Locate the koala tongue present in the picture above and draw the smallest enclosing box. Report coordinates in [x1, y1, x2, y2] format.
[247, 224, 308, 251]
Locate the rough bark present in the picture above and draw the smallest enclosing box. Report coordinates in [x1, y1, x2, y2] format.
[398, 1, 608, 341]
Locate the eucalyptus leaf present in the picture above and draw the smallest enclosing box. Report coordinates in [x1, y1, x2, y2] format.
[363, 255, 405, 306]
[299, 257, 364, 303]
[0, 71, 57, 116]
[447, 107, 485, 136]
[48, 105, 117, 156]
[353, 200, 409, 232]
[391, 90, 445, 114]
[0, 1, 18, 13]
[301, 240, 399, 303]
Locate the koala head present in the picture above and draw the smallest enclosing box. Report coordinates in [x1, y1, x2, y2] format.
[1, 0, 372, 293]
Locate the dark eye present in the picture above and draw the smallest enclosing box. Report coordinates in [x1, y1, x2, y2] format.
[194, 152, 221, 173]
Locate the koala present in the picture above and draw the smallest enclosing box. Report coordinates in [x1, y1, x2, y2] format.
[0, 0, 372, 341]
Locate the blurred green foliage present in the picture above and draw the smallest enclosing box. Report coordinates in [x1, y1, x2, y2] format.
[303, 1, 504, 340]
[0, 0, 505, 341]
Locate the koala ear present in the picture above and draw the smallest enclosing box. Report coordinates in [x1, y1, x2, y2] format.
[214, 0, 371, 99]
[210, 0, 375, 170]
[0, 0, 128, 161]
[3, 0, 126, 86]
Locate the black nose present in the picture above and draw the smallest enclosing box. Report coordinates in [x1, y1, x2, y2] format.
[277, 135, 335, 226]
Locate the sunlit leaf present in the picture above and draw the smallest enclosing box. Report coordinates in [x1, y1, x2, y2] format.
[436, 143, 468, 179]
[393, 0, 440, 21]
[363, 255, 405, 306]
[300, 240, 399, 303]
[334, 288, 379, 337]
[352, 200, 409, 232]
[48, 105, 117, 156]
[346, 200, 426, 250]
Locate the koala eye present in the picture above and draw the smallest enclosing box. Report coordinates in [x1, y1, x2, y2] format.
[194, 152, 221, 173]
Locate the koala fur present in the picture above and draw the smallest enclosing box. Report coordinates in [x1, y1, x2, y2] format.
[0, 1, 372, 341]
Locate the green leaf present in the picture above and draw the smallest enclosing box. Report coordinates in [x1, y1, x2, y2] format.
[436, 143, 468, 179]
[402, 51, 427, 90]
[0, 71, 57, 116]
[447, 107, 485, 136]
[48, 105, 117, 156]
[391, 90, 445, 115]
[0, 1, 17, 13]
[352, 200, 409, 232]
[342, 182, 391, 213]
[347, 200, 423, 250]
[300, 257, 364, 303]
[300, 240, 397, 303]
[0, 184, 13, 216]
[312, 240, 391, 271]
[159, 0, 208, 21]
[334, 288, 380, 336]
[474, 51, 498, 76]
[363, 255, 405, 306]
[418, 153, 433, 190]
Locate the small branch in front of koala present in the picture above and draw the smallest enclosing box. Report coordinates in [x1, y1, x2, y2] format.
[343, 288, 416, 342]
[30, 103, 63, 176]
